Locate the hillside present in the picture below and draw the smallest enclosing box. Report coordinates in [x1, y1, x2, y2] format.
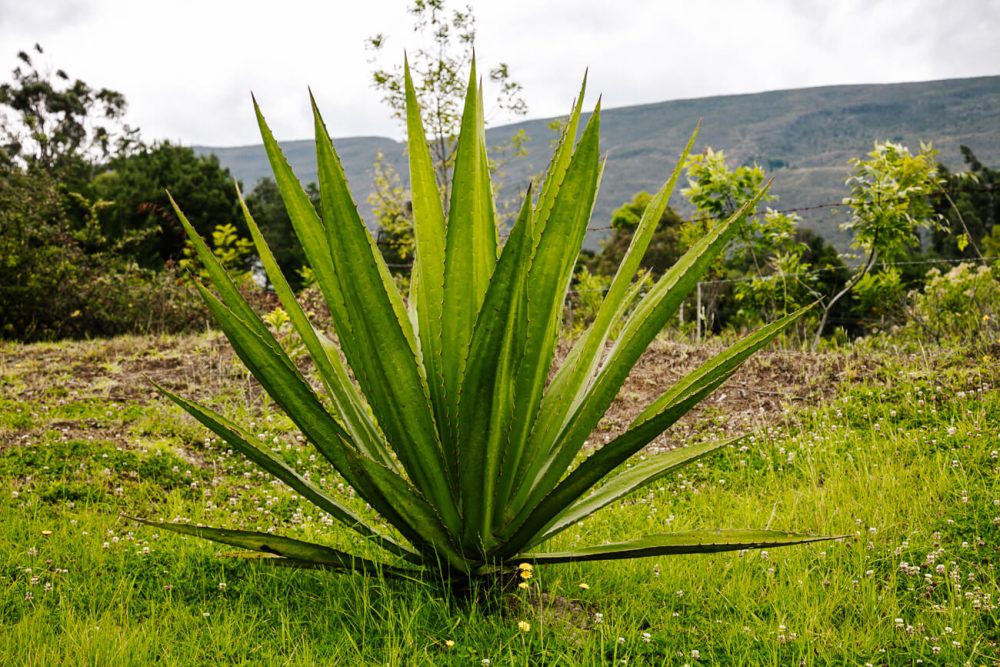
[195, 75, 1000, 249]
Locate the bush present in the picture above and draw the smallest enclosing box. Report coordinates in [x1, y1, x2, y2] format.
[904, 262, 999, 347]
[0, 167, 211, 341]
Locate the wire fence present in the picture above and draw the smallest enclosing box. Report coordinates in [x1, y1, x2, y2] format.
[562, 254, 999, 340]
[373, 199, 848, 263]
[372, 181, 998, 269]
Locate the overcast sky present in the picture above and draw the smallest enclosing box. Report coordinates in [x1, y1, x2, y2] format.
[2, 0, 998, 147]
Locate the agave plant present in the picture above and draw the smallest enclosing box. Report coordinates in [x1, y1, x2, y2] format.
[136, 60, 832, 591]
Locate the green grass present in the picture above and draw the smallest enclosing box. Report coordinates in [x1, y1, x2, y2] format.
[0, 334, 997, 665]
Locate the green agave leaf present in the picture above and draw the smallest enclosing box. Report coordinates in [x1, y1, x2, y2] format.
[192, 282, 461, 563]
[537, 435, 743, 544]
[456, 187, 534, 550]
[516, 530, 843, 564]
[348, 454, 470, 575]
[531, 126, 699, 459]
[252, 96, 345, 329]
[153, 383, 417, 562]
[255, 98, 434, 487]
[533, 73, 587, 242]
[499, 380, 716, 558]
[508, 185, 773, 525]
[632, 303, 814, 426]
[403, 58, 449, 460]
[236, 185, 392, 468]
[168, 193, 262, 334]
[502, 304, 807, 555]
[440, 58, 498, 454]
[311, 98, 459, 533]
[126, 516, 416, 577]
[495, 103, 603, 522]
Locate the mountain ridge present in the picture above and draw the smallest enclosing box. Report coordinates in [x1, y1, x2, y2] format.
[194, 74, 1000, 249]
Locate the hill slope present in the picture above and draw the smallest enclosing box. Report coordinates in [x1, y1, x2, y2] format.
[195, 75, 1000, 249]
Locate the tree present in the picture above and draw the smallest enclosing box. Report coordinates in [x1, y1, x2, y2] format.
[368, 152, 414, 276]
[931, 146, 998, 260]
[244, 176, 320, 291]
[90, 142, 245, 268]
[589, 191, 686, 278]
[813, 141, 943, 346]
[681, 148, 816, 330]
[0, 164, 207, 341]
[366, 0, 528, 198]
[0, 46, 223, 341]
[0, 44, 137, 183]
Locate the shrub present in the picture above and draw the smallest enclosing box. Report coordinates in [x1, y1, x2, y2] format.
[905, 262, 999, 347]
[0, 168, 210, 341]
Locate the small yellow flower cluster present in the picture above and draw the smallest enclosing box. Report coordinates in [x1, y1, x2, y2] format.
[578, 582, 590, 590]
[518, 620, 531, 632]
[517, 562, 533, 580]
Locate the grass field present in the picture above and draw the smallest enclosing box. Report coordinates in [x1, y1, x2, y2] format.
[1, 332, 997, 665]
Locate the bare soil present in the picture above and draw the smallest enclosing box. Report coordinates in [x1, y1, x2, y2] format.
[1, 331, 867, 456]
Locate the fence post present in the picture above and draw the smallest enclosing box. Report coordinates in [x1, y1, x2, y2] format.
[695, 281, 703, 342]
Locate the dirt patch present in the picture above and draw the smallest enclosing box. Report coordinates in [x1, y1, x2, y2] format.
[0, 332, 870, 457]
[1, 333, 238, 406]
[593, 337, 858, 451]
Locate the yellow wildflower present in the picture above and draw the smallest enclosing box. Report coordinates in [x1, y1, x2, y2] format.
[578, 582, 590, 590]
[444, 640, 455, 649]
[518, 620, 531, 632]
[518, 581, 529, 590]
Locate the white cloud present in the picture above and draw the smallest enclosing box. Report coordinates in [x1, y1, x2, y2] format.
[0, 0, 996, 146]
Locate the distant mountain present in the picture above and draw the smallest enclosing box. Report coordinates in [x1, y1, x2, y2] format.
[194, 75, 1000, 250]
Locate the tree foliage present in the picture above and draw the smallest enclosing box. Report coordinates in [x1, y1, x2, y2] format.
[680, 148, 820, 330]
[932, 146, 999, 260]
[0, 166, 206, 340]
[813, 141, 943, 345]
[366, 0, 527, 197]
[589, 191, 686, 278]
[0, 44, 136, 181]
[90, 142, 245, 268]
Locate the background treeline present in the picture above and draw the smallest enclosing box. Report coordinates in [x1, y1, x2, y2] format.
[2, 44, 998, 347]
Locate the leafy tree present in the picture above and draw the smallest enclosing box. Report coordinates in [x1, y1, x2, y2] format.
[681, 148, 815, 330]
[244, 176, 319, 291]
[90, 142, 245, 268]
[0, 44, 137, 183]
[729, 209, 818, 328]
[589, 191, 686, 278]
[0, 166, 205, 341]
[368, 152, 414, 275]
[931, 146, 998, 260]
[813, 141, 943, 346]
[366, 0, 527, 198]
